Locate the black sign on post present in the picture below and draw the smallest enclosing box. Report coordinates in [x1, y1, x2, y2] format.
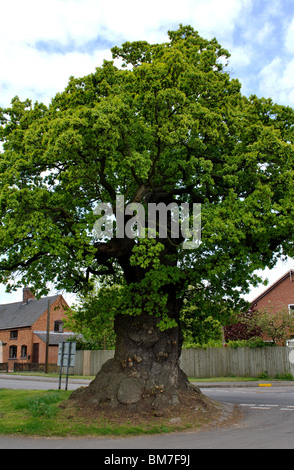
[58, 342, 76, 390]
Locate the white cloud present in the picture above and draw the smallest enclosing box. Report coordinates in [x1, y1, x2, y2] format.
[0, 42, 112, 105]
[285, 17, 294, 53]
[1, 0, 251, 45]
[255, 22, 275, 45]
[0, 0, 254, 106]
[1, 0, 105, 46]
[0, 0, 116, 105]
[263, 3, 294, 106]
[258, 56, 294, 106]
[229, 46, 252, 68]
[190, 0, 252, 40]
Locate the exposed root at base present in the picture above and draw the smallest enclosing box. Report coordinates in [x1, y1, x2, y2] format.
[64, 388, 242, 433]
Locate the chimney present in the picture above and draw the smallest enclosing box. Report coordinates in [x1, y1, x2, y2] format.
[23, 287, 36, 304]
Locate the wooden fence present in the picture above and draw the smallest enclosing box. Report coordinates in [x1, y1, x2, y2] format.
[73, 349, 115, 376]
[179, 347, 290, 378]
[70, 346, 293, 378]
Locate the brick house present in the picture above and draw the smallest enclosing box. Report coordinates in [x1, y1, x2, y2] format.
[0, 288, 74, 371]
[224, 269, 294, 343]
[248, 269, 294, 343]
[250, 269, 294, 314]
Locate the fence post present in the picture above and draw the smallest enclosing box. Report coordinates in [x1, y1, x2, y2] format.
[83, 350, 91, 376]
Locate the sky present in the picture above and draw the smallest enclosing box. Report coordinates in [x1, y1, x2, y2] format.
[1, 0, 294, 304]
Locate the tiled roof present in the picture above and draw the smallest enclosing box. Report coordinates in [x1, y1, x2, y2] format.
[251, 269, 294, 305]
[33, 331, 76, 345]
[0, 295, 59, 330]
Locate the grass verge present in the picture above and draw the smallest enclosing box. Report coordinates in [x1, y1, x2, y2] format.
[0, 388, 233, 438]
[189, 376, 259, 382]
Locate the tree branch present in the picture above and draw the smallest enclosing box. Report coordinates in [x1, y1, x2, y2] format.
[0, 252, 47, 272]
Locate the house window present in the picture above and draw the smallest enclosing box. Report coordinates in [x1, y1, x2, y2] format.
[289, 305, 294, 315]
[9, 345, 17, 359]
[54, 321, 63, 333]
[10, 330, 18, 339]
[21, 345, 27, 358]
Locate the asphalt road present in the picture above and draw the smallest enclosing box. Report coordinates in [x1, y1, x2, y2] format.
[1, 375, 294, 449]
[0, 373, 88, 390]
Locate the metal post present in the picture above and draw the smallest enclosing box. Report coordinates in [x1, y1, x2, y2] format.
[58, 342, 65, 390]
[65, 342, 72, 391]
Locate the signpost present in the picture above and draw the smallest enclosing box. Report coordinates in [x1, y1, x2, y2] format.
[58, 342, 76, 390]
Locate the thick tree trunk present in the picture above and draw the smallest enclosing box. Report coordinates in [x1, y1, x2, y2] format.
[70, 312, 201, 410]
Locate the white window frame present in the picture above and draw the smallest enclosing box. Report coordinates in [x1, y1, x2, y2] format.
[288, 304, 294, 315]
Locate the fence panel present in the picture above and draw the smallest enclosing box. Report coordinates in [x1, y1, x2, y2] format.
[72, 350, 115, 376]
[180, 347, 290, 378]
[89, 350, 115, 376]
[72, 350, 84, 375]
[71, 347, 291, 378]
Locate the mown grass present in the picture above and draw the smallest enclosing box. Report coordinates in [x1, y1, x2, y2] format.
[0, 389, 201, 437]
[0, 389, 71, 436]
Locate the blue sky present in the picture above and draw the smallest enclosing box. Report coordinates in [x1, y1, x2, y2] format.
[1, 0, 294, 108]
[1, 0, 294, 303]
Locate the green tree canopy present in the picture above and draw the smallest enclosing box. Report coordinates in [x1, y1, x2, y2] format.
[1, 26, 294, 305]
[1, 25, 294, 409]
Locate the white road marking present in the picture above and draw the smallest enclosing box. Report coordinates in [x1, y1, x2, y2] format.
[240, 403, 294, 411]
[259, 404, 279, 407]
[251, 406, 273, 410]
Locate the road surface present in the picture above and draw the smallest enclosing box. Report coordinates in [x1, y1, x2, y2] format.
[0, 373, 89, 390]
[1, 375, 294, 448]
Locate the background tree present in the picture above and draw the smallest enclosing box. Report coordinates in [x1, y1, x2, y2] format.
[65, 281, 116, 350]
[180, 286, 245, 346]
[1, 25, 294, 410]
[224, 310, 262, 342]
[242, 307, 294, 346]
[180, 304, 223, 346]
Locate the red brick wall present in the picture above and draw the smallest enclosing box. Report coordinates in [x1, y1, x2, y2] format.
[254, 275, 294, 313]
[32, 295, 70, 333]
[0, 295, 71, 369]
[23, 287, 36, 303]
[253, 274, 294, 344]
[31, 332, 59, 364]
[0, 327, 32, 369]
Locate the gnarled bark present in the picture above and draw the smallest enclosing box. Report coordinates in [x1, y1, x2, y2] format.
[70, 312, 201, 410]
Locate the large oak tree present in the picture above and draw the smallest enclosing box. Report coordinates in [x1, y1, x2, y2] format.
[1, 25, 294, 409]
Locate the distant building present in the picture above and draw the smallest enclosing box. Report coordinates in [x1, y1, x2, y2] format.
[250, 269, 294, 315]
[224, 270, 294, 343]
[0, 288, 74, 371]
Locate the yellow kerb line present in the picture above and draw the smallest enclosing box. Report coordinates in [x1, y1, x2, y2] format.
[259, 384, 272, 387]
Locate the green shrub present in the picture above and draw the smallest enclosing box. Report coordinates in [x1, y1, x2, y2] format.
[257, 371, 270, 379]
[275, 373, 294, 381]
[183, 340, 224, 349]
[184, 337, 274, 349]
[227, 337, 274, 349]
